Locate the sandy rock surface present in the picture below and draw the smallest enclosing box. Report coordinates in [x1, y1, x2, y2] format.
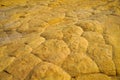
[0, 0, 120, 80]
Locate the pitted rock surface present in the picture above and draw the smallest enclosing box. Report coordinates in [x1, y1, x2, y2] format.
[0, 0, 120, 80]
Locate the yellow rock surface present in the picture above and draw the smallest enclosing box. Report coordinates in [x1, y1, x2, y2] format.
[0, 0, 120, 80]
[32, 39, 70, 66]
[26, 62, 71, 80]
[76, 73, 112, 80]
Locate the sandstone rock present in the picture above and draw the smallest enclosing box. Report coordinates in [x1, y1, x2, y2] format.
[76, 73, 111, 80]
[0, 46, 7, 57]
[27, 37, 45, 49]
[41, 25, 64, 40]
[62, 53, 99, 77]
[26, 16, 47, 33]
[22, 33, 45, 49]
[17, 22, 29, 32]
[82, 31, 105, 44]
[32, 39, 70, 66]
[0, 31, 10, 45]
[16, 17, 31, 33]
[76, 10, 92, 19]
[28, 26, 46, 33]
[0, 71, 13, 80]
[87, 44, 116, 75]
[0, 56, 15, 72]
[5, 54, 41, 80]
[0, 30, 23, 46]
[64, 36, 88, 53]
[5, 40, 25, 55]
[7, 43, 32, 57]
[63, 17, 78, 25]
[101, 15, 120, 75]
[76, 20, 103, 33]
[0, 0, 120, 80]
[62, 25, 85, 53]
[111, 76, 120, 80]
[63, 25, 83, 42]
[43, 29, 63, 39]
[27, 0, 51, 6]
[3, 20, 21, 31]
[65, 10, 77, 18]
[0, 0, 27, 7]
[6, 31, 22, 41]
[26, 62, 71, 80]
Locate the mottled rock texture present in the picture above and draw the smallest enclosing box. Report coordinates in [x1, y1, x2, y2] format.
[0, 0, 120, 80]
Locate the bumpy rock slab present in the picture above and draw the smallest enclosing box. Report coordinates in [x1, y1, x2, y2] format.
[26, 62, 71, 80]
[0, 71, 13, 80]
[32, 39, 70, 66]
[0, 0, 120, 80]
[76, 73, 111, 80]
[5, 54, 41, 80]
[62, 53, 99, 77]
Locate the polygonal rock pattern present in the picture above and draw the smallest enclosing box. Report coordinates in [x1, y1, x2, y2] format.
[76, 20, 103, 33]
[41, 25, 64, 40]
[87, 44, 116, 76]
[26, 62, 71, 80]
[0, 56, 15, 72]
[32, 39, 70, 66]
[0, 71, 13, 80]
[62, 53, 99, 77]
[5, 54, 41, 80]
[0, 0, 120, 80]
[76, 73, 112, 80]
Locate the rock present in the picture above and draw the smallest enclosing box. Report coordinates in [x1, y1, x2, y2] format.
[76, 73, 111, 80]
[7, 43, 32, 57]
[0, 30, 23, 45]
[32, 39, 70, 66]
[3, 20, 21, 31]
[82, 31, 105, 44]
[0, 56, 15, 72]
[0, 71, 13, 80]
[27, 16, 47, 33]
[27, 36, 45, 49]
[76, 20, 103, 33]
[76, 10, 92, 19]
[26, 62, 71, 80]
[22, 33, 45, 49]
[5, 40, 25, 55]
[102, 15, 120, 75]
[62, 26, 88, 53]
[0, 46, 7, 57]
[62, 53, 99, 76]
[65, 37, 88, 53]
[6, 31, 22, 41]
[63, 25, 83, 42]
[41, 25, 64, 40]
[0, 0, 27, 7]
[111, 76, 120, 80]
[0, 0, 120, 79]
[87, 44, 116, 75]
[17, 22, 29, 32]
[5, 54, 41, 80]
[0, 31, 10, 45]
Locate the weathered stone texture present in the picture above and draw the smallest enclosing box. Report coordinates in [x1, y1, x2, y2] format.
[0, 0, 120, 80]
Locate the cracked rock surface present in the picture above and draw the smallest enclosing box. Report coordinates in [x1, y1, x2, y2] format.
[0, 0, 120, 80]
